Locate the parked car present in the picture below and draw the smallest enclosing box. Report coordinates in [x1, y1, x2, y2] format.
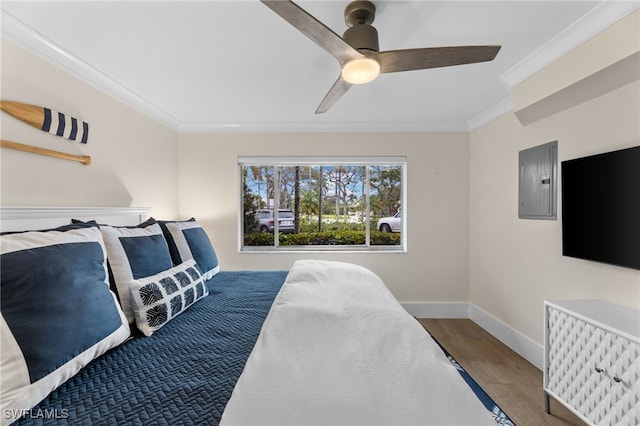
[377, 211, 402, 233]
[254, 209, 295, 233]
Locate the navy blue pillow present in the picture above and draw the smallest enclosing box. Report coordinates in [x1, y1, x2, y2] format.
[100, 223, 173, 324]
[119, 234, 173, 279]
[141, 217, 196, 266]
[0, 227, 130, 415]
[2, 243, 122, 381]
[181, 226, 219, 273]
[149, 219, 220, 280]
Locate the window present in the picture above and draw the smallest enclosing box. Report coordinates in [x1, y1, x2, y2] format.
[240, 156, 406, 251]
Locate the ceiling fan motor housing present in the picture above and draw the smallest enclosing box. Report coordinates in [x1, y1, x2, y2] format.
[343, 24, 379, 52]
[343, 0, 379, 52]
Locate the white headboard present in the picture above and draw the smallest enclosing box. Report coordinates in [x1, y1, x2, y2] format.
[0, 206, 150, 232]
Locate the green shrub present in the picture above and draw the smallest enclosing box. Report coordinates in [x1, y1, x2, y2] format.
[280, 230, 365, 245]
[244, 230, 401, 246]
[244, 233, 275, 246]
[370, 231, 401, 245]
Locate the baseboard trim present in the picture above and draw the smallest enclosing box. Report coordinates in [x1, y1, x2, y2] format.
[401, 302, 469, 319]
[469, 303, 543, 370]
[401, 302, 544, 370]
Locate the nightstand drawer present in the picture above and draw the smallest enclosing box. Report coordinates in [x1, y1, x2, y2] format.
[544, 300, 640, 426]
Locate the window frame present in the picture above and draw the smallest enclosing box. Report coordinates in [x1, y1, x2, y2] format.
[238, 156, 407, 253]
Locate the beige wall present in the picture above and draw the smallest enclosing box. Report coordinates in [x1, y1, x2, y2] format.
[0, 38, 179, 218]
[178, 132, 470, 303]
[470, 81, 640, 344]
[469, 10, 640, 347]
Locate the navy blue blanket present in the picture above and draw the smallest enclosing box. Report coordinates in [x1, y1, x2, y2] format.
[15, 271, 288, 426]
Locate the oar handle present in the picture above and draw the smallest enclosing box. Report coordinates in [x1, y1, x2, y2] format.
[0, 139, 91, 165]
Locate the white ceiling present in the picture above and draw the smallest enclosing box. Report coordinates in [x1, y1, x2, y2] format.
[1, 1, 637, 132]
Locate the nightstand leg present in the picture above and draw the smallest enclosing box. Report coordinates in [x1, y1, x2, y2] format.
[544, 391, 550, 414]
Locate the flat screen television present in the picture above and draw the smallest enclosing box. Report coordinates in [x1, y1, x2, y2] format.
[561, 145, 640, 270]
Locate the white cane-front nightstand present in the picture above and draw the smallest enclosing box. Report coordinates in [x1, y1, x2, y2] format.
[544, 300, 640, 426]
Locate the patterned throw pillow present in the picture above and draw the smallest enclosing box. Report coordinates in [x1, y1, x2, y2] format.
[128, 259, 209, 336]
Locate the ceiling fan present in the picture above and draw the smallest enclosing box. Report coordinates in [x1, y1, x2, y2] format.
[261, 0, 501, 114]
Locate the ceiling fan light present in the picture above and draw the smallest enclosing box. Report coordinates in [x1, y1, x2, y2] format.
[341, 58, 380, 84]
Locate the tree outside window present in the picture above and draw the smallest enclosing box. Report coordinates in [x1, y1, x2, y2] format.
[240, 157, 405, 251]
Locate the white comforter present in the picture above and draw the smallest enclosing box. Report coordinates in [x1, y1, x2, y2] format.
[220, 260, 497, 426]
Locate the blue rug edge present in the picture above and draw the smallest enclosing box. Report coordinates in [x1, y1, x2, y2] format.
[425, 328, 517, 426]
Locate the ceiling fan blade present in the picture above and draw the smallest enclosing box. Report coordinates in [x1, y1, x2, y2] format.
[375, 45, 501, 73]
[315, 76, 353, 114]
[261, 0, 362, 66]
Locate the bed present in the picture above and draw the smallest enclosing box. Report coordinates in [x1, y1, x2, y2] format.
[0, 207, 514, 426]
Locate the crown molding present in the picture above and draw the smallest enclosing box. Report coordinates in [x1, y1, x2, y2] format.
[467, 97, 513, 131]
[177, 121, 469, 133]
[1, 11, 182, 131]
[500, 1, 640, 89]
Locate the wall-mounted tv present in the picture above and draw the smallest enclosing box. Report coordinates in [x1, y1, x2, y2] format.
[561, 146, 640, 270]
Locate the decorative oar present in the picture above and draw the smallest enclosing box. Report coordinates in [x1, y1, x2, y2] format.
[0, 139, 91, 165]
[0, 100, 89, 143]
